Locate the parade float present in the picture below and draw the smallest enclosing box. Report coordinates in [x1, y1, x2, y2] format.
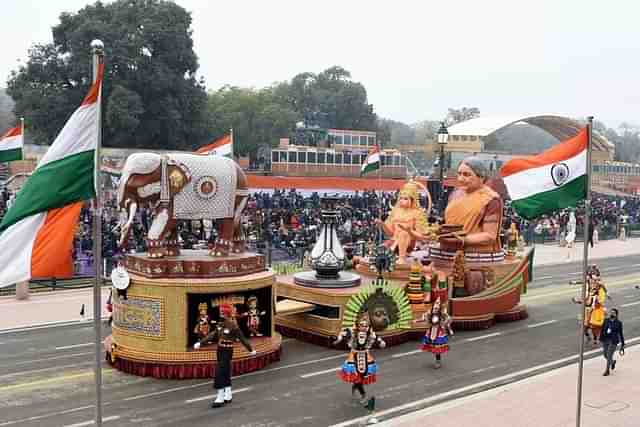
[276, 171, 533, 347]
[105, 153, 281, 379]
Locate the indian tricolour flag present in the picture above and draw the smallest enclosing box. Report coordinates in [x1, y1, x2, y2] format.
[196, 134, 233, 157]
[360, 146, 381, 176]
[0, 63, 104, 287]
[500, 127, 588, 220]
[0, 125, 23, 162]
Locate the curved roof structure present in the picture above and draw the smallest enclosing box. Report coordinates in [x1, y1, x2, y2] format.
[447, 114, 613, 152]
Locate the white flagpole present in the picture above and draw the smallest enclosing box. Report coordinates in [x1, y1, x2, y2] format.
[575, 116, 593, 427]
[90, 39, 105, 427]
[20, 117, 24, 160]
[230, 127, 234, 158]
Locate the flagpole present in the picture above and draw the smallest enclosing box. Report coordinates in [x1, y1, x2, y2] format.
[230, 127, 234, 158]
[90, 39, 105, 427]
[20, 117, 24, 160]
[575, 116, 593, 427]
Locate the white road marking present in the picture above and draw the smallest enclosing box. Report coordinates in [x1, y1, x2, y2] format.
[184, 387, 252, 404]
[328, 336, 640, 427]
[235, 353, 345, 378]
[392, 349, 422, 358]
[123, 383, 209, 401]
[464, 332, 502, 342]
[622, 301, 640, 307]
[0, 317, 108, 335]
[0, 405, 95, 427]
[0, 362, 92, 379]
[470, 365, 497, 374]
[527, 320, 558, 328]
[55, 343, 95, 350]
[63, 415, 120, 427]
[0, 352, 93, 369]
[300, 367, 341, 378]
[535, 276, 553, 280]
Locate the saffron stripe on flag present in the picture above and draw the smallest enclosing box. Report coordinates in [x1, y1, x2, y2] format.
[500, 128, 588, 177]
[502, 149, 586, 201]
[31, 202, 83, 279]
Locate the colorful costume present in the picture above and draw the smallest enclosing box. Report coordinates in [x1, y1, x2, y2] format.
[574, 265, 608, 345]
[421, 298, 453, 368]
[334, 313, 385, 410]
[584, 281, 607, 343]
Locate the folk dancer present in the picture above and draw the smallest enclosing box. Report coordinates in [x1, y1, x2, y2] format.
[573, 274, 607, 345]
[194, 303, 256, 408]
[334, 313, 386, 410]
[421, 297, 453, 369]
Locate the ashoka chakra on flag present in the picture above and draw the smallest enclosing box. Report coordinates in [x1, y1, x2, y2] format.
[500, 127, 588, 220]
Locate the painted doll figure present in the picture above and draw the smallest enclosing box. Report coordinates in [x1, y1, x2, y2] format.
[193, 302, 213, 340]
[333, 313, 386, 410]
[421, 297, 454, 369]
[194, 303, 256, 408]
[240, 295, 267, 337]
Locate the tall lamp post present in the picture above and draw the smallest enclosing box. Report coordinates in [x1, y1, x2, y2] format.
[436, 121, 449, 219]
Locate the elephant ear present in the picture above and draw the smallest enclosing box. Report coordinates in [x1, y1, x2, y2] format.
[168, 166, 190, 194]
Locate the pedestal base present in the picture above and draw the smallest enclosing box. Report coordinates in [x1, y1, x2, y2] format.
[293, 271, 361, 288]
[15, 281, 30, 300]
[106, 334, 282, 379]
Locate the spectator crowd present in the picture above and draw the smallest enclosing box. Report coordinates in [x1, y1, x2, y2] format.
[1, 185, 640, 277]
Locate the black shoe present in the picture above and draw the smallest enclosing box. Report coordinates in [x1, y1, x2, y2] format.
[364, 397, 376, 411]
[611, 360, 616, 371]
[211, 401, 224, 408]
[603, 370, 610, 376]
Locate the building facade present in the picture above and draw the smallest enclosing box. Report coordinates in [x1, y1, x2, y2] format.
[271, 128, 408, 178]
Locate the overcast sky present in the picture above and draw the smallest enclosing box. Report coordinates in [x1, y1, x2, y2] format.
[2, 0, 638, 128]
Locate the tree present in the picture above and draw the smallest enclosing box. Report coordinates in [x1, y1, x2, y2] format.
[446, 107, 480, 126]
[206, 86, 297, 159]
[7, 0, 210, 150]
[272, 66, 377, 131]
[0, 89, 16, 133]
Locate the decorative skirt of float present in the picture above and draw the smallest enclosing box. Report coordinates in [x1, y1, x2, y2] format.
[105, 250, 281, 379]
[354, 250, 531, 331]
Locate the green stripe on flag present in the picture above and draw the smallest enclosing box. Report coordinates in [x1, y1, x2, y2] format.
[0, 148, 22, 162]
[0, 150, 95, 233]
[360, 161, 380, 176]
[511, 175, 586, 220]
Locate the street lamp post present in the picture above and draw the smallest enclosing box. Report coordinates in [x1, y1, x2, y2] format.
[436, 122, 449, 220]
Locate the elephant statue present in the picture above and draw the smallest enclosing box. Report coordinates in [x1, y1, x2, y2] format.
[117, 152, 249, 258]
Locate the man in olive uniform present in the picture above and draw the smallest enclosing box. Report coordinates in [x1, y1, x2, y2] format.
[194, 303, 256, 408]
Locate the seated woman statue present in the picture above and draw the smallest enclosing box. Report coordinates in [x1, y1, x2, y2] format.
[444, 156, 503, 256]
[375, 179, 431, 265]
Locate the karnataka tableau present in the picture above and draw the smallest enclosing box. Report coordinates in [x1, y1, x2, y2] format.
[106, 152, 281, 386]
